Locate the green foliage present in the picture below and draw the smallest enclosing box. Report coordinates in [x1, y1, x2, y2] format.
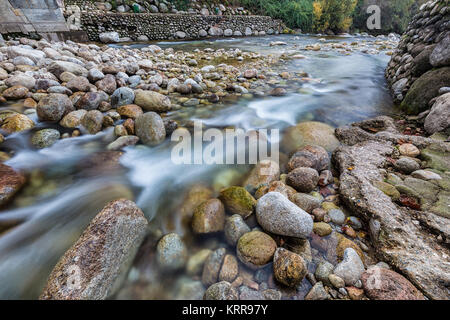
[312, 0, 358, 32]
[240, 0, 315, 31]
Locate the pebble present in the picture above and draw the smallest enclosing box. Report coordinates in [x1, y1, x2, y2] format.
[156, 233, 187, 272]
[395, 157, 421, 174]
[333, 248, 365, 286]
[191, 198, 225, 234]
[398, 143, 420, 157]
[328, 209, 346, 225]
[256, 192, 313, 238]
[411, 170, 442, 180]
[236, 231, 276, 269]
[224, 214, 251, 246]
[286, 167, 319, 192]
[273, 248, 307, 287]
[219, 186, 256, 219]
[204, 281, 239, 300]
[202, 248, 226, 286]
[305, 282, 330, 300]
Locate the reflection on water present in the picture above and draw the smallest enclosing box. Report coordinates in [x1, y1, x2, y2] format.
[0, 34, 395, 299]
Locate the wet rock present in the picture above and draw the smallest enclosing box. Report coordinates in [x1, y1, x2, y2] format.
[288, 145, 330, 171]
[305, 282, 330, 300]
[219, 186, 256, 218]
[424, 93, 450, 134]
[31, 129, 60, 149]
[224, 214, 251, 246]
[430, 34, 449, 67]
[5, 74, 36, 89]
[95, 74, 116, 95]
[111, 87, 135, 108]
[395, 157, 420, 174]
[281, 121, 339, 153]
[81, 110, 103, 134]
[256, 192, 313, 238]
[312, 207, 327, 222]
[48, 61, 88, 79]
[37, 93, 74, 122]
[106, 135, 139, 151]
[242, 160, 280, 194]
[273, 248, 307, 287]
[66, 76, 90, 92]
[75, 92, 108, 110]
[400, 67, 450, 114]
[328, 209, 346, 225]
[347, 286, 364, 300]
[318, 170, 333, 186]
[270, 87, 287, 96]
[192, 198, 225, 234]
[361, 266, 425, 300]
[117, 104, 143, 119]
[175, 278, 204, 300]
[135, 112, 166, 146]
[315, 261, 334, 287]
[373, 180, 400, 201]
[202, 248, 226, 286]
[313, 222, 332, 236]
[40, 199, 148, 300]
[0, 164, 26, 207]
[398, 143, 420, 157]
[204, 281, 238, 300]
[237, 231, 277, 269]
[60, 110, 87, 128]
[134, 89, 171, 113]
[410, 170, 441, 181]
[333, 248, 365, 286]
[2, 85, 28, 100]
[329, 274, 345, 289]
[286, 167, 319, 193]
[336, 233, 363, 261]
[243, 69, 258, 79]
[219, 254, 239, 283]
[187, 249, 212, 276]
[333, 136, 449, 299]
[88, 68, 104, 82]
[156, 233, 187, 272]
[1, 113, 34, 133]
[291, 193, 321, 213]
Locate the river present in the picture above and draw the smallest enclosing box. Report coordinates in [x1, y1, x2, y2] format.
[0, 34, 396, 299]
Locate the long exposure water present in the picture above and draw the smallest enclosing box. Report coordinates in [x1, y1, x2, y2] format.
[0, 34, 396, 299]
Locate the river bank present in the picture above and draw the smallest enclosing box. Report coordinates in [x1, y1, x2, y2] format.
[0, 28, 448, 300]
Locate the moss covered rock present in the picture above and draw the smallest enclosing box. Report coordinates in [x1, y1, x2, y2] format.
[237, 231, 276, 269]
[219, 186, 256, 218]
[401, 67, 450, 115]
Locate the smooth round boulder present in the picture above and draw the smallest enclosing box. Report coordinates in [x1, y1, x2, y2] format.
[191, 198, 225, 234]
[37, 93, 73, 122]
[237, 231, 277, 269]
[134, 89, 172, 112]
[111, 87, 135, 107]
[31, 128, 60, 149]
[219, 186, 256, 218]
[81, 110, 103, 134]
[287, 145, 330, 172]
[281, 121, 339, 153]
[156, 233, 187, 272]
[286, 167, 319, 192]
[224, 214, 251, 246]
[333, 248, 365, 286]
[361, 266, 425, 300]
[1, 114, 34, 133]
[204, 281, 238, 300]
[273, 248, 307, 287]
[256, 192, 313, 238]
[134, 112, 166, 146]
[2, 85, 28, 100]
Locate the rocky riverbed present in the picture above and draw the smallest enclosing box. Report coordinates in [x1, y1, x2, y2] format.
[0, 29, 448, 300]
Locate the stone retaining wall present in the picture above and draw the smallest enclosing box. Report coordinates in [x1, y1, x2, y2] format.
[385, 0, 449, 106]
[78, 12, 284, 42]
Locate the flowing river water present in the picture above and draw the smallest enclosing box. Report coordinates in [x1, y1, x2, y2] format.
[0, 34, 397, 299]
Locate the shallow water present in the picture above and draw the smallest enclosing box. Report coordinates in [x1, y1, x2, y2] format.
[0, 34, 396, 299]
